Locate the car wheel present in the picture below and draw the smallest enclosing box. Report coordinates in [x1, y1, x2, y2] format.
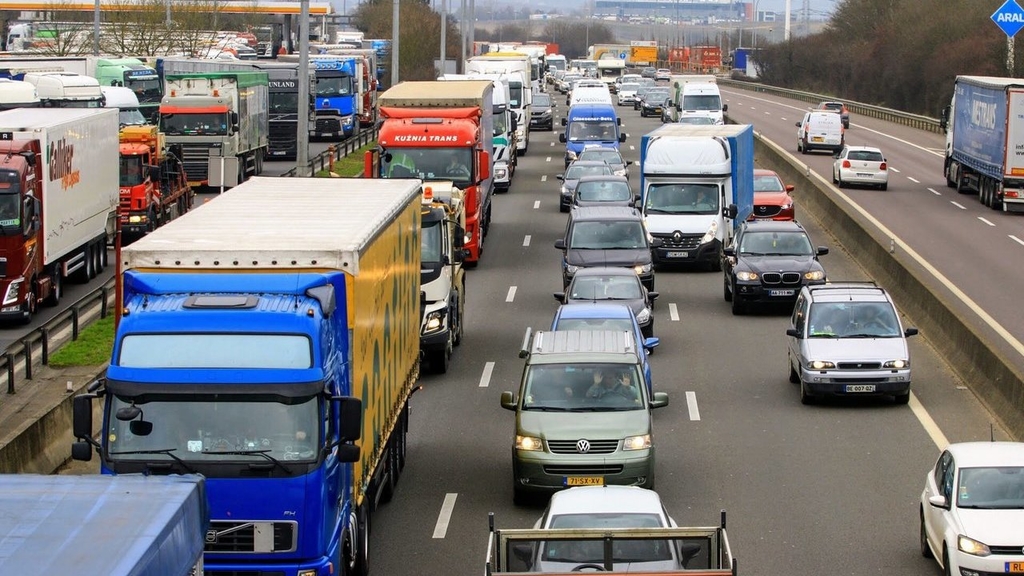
[789, 361, 799, 384]
[513, 484, 531, 506]
[800, 380, 815, 404]
[837, 173, 844, 188]
[731, 294, 745, 316]
[832, 169, 837, 184]
[920, 509, 934, 558]
[942, 547, 952, 576]
[723, 277, 732, 302]
[880, 182, 888, 191]
[894, 391, 910, 405]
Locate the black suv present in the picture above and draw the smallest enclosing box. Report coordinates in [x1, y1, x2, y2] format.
[723, 220, 828, 315]
[555, 206, 661, 291]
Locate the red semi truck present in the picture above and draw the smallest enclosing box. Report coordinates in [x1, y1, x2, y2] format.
[0, 107, 119, 321]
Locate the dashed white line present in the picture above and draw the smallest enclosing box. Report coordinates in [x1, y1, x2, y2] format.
[928, 187, 942, 196]
[506, 286, 517, 303]
[629, 145, 635, 151]
[549, 141, 555, 146]
[541, 175, 547, 182]
[910, 394, 949, 450]
[546, 156, 551, 162]
[978, 217, 995, 227]
[1011, 235, 1024, 247]
[685, 391, 700, 421]
[533, 200, 541, 209]
[907, 176, 920, 183]
[890, 167, 901, 173]
[951, 201, 967, 210]
[668, 303, 680, 322]
[479, 361, 495, 388]
[523, 235, 531, 247]
[432, 493, 458, 538]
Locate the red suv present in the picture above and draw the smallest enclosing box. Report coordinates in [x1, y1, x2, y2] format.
[749, 169, 795, 221]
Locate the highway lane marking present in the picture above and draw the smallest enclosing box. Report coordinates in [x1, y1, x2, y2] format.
[910, 393, 949, 450]
[546, 157, 551, 162]
[951, 201, 967, 210]
[432, 493, 458, 538]
[629, 145, 635, 151]
[668, 303, 679, 321]
[928, 188, 942, 196]
[907, 176, 920, 183]
[506, 286, 517, 303]
[479, 362, 495, 388]
[533, 200, 540, 209]
[1011, 235, 1024, 247]
[685, 391, 700, 421]
[979, 217, 995, 227]
[890, 167, 901, 173]
[541, 175, 547, 182]
[523, 235, 531, 247]
[550, 141, 555, 146]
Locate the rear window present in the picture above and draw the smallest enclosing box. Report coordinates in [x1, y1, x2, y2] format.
[534, 93, 551, 106]
[848, 150, 884, 162]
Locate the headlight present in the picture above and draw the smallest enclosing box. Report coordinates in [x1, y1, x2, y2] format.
[623, 434, 651, 450]
[736, 271, 758, 281]
[495, 167, 508, 179]
[3, 278, 23, 306]
[515, 435, 544, 451]
[781, 202, 793, 210]
[958, 535, 991, 557]
[613, 168, 627, 177]
[343, 117, 353, 126]
[298, 570, 318, 576]
[700, 220, 719, 244]
[128, 215, 145, 224]
[565, 264, 579, 274]
[804, 270, 825, 281]
[423, 309, 445, 334]
[560, 185, 569, 194]
[808, 360, 835, 370]
[566, 151, 578, 161]
[635, 307, 651, 323]
[633, 263, 652, 275]
[883, 359, 909, 369]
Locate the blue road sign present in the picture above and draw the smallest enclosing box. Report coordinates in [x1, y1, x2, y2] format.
[619, 51, 627, 59]
[993, 0, 1024, 37]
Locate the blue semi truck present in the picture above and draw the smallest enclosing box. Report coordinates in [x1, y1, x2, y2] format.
[638, 123, 754, 270]
[310, 55, 358, 140]
[72, 177, 423, 576]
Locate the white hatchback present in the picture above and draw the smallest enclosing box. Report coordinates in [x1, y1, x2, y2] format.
[832, 145, 888, 190]
[920, 442, 1024, 576]
[617, 82, 640, 106]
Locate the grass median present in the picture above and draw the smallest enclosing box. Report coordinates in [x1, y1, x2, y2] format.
[315, 140, 377, 177]
[49, 315, 115, 367]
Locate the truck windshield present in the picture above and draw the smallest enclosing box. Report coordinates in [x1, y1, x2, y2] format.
[0, 180, 20, 228]
[125, 77, 161, 100]
[270, 91, 299, 113]
[509, 83, 523, 107]
[421, 219, 442, 264]
[380, 147, 474, 186]
[119, 156, 145, 187]
[681, 94, 722, 111]
[160, 112, 229, 136]
[107, 395, 321, 464]
[644, 183, 719, 215]
[119, 108, 147, 127]
[316, 75, 353, 97]
[118, 334, 312, 368]
[568, 121, 617, 142]
[523, 363, 644, 411]
[493, 110, 507, 137]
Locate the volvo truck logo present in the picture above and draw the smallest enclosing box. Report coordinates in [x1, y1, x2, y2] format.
[576, 439, 591, 453]
[48, 137, 80, 190]
[205, 529, 218, 543]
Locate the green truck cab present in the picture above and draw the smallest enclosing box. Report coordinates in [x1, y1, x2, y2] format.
[500, 329, 669, 504]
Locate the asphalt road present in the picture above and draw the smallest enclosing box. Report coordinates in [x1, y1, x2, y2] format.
[363, 91, 1011, 575]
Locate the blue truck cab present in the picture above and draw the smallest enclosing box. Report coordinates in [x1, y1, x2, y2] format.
[311, 56, 357, 140]
[559, 102, 626, 167]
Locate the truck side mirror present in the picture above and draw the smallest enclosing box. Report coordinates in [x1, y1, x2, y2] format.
[619, 133, 627, 143]
[477, 149, 491, 181]
[726, 204, 737, 219]
[559, 133, 566, 143]
[231, 111, 239, 130]
[336, 396, 362, 442]
[453, 225, 465, 248]
[561, 118, 567, 126]
[722, 104, 728, 112]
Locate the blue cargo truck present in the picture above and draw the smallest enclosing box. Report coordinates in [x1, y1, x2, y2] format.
[0, 474, 207, 574]
[559, 102, 626, 167]
[638, 123, 754, 270]
[72, 177, 423, 576]
[941, 75, 1024, 212]
[309, 55, 358, 140]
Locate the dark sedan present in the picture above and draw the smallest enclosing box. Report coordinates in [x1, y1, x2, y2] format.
[573, 175, 636, 208]
[640, 89, 670, 118]
[530, 92, 554, 131]
[556, 160, 612, 212]
[723, 220, 828, 315]
[554, 267, 659, 338]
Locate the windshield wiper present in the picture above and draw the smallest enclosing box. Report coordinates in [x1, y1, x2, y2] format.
[109, 448, 199, 474]
[644, 208, 676, 214]
[202, 449, 292, 475]
[525, 405, 569, 411]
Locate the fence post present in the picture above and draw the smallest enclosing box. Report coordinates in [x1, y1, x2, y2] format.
[6, 353, 14, 394]
[71, 307, 80, 341]
[100, 285, 109, 318]
[40, 327, 49, 366]
[22, 339, 31, 380]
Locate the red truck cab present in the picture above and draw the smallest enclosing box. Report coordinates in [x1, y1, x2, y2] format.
[0, 139, 49, 319]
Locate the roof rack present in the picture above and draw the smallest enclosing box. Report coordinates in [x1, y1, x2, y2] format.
[808, 281, 881, 292]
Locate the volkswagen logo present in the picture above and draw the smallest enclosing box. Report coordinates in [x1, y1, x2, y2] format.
[576, 439, 591, 453]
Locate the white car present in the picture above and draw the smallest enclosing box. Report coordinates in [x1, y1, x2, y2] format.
[617, 82, 640, 106]
[832, 145, 888, 190]
[520, 486, 705, 572]
[920, 442, 1024, 576]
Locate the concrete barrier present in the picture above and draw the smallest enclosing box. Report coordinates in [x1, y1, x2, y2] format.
[752, 131, 1024, 440]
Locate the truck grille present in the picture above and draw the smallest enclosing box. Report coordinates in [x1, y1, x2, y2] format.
[548, 439, 619, 454]
[761, 272, 802, 285]
[315, 117, 341, 133]
[179, 145, 213, 182]
[753, 205, 782, 217]
[204, 520, 297, 553]
[653, 232, 702, 250]
[544, 464, 624, 475]
[837, 362, 882, 370]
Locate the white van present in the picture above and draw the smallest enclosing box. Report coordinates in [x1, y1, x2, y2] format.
[796, 111, 845, 154]
[569, 85, 613, 107]
[675, 82, 726, 124]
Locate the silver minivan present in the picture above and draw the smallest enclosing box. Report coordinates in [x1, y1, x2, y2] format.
[796, 111, 844, 154]
[786, 282, 918, 404]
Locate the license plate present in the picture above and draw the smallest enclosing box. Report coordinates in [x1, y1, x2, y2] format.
[565, 476, 604, 486]
[857, 173, 873, 177]
[666, 251, 688, 258]
[811, 136, 824, 142]
[846, 385, 876, 393]
[768, 289, 795, 297]
[1006, 562, 1024, 573]
[756, 217, 774, 221]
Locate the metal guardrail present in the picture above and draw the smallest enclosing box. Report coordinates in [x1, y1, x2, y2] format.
[281, 127, 378, 177]
[1, 278, 116, 396]
[717, 78, 944, 134]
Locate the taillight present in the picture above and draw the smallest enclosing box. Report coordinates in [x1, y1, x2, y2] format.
[879, 162, 887, 171]
[841, 160, 851, 168]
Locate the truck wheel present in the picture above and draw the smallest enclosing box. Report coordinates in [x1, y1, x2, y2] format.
[44, 271, 61, 307]
[85, 245, 96, 281]
[452, 290, 464, 347]
[379, 441, 396, 503]
[93, 241, 104, 274]
[255, 150, 264, 175]
[21, 284, 35, 324]
[354, 505, 370, 576]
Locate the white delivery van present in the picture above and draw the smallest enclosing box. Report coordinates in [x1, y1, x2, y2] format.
[675, 81, 726, 124]
[569, 85, 613, 107]
[796, 111, 845, 154]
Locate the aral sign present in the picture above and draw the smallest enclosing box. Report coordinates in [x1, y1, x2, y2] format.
[992, 0, 1024, 37]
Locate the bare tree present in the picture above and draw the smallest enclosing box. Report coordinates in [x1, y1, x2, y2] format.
[353, 0, 451, 81]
